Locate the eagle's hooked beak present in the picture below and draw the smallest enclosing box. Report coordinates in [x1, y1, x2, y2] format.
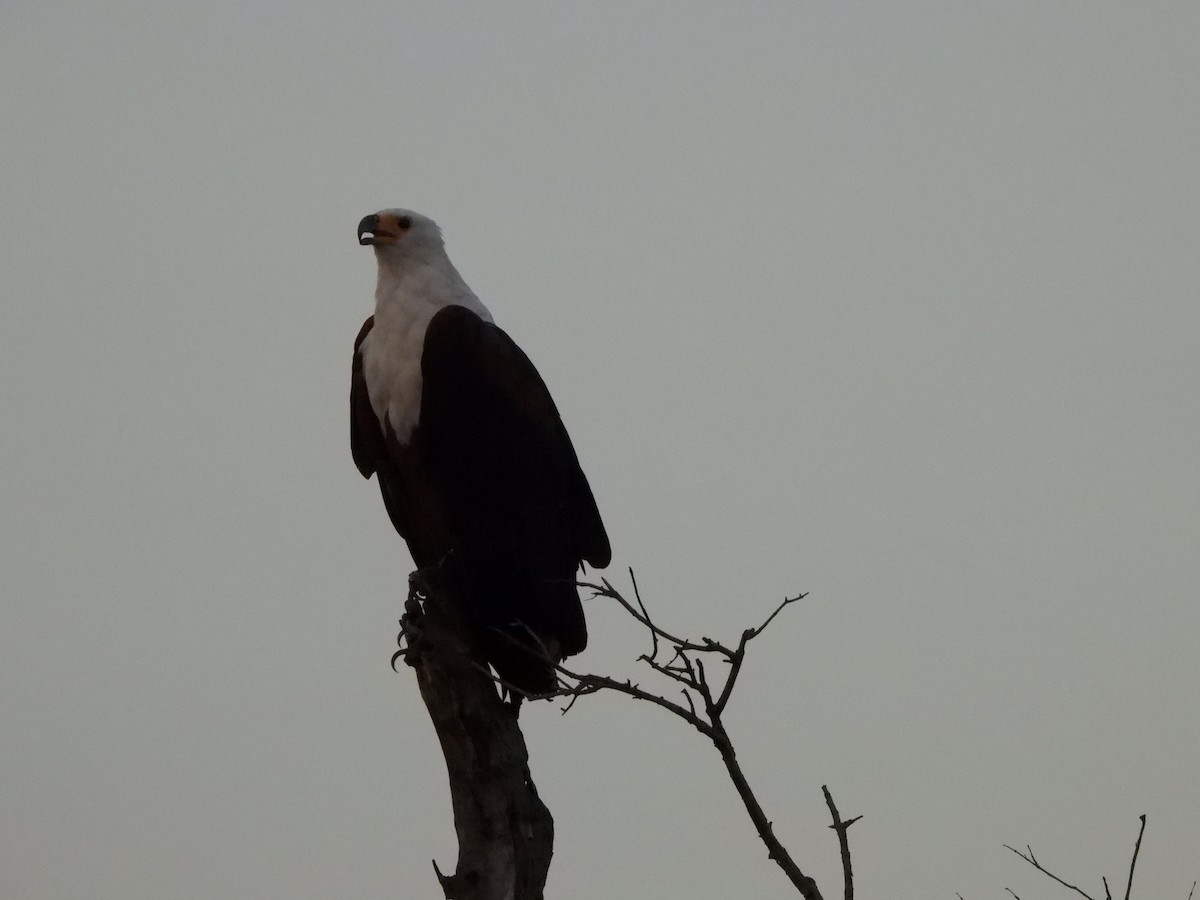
[359, 212, 409, 246]
[358, 214, 382, 246]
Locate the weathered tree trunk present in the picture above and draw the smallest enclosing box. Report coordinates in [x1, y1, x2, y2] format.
[400, 578, 554, 900]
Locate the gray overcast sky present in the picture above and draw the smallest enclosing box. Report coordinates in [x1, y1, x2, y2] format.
[2, 2, 1198, 897]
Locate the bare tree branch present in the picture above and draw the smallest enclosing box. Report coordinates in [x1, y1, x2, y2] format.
[558, 669, 716, 737]
[563, 574, 825, 897]
[822, 784, 860, 900]
[711, 630, 749, 715]
[1005, 815, 1158, 900]
[1123, 815, 1146, 900]
[1003, 843, 1097, 900]
[474, 572, 844, 898]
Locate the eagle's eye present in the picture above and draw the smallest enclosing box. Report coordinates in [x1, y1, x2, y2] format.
[397, 216, 412, 230]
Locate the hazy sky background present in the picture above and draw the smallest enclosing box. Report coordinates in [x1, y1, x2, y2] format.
[3, 3, 1198, 898]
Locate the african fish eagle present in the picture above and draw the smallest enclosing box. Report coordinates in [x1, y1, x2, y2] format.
[350, 209, 611, 698]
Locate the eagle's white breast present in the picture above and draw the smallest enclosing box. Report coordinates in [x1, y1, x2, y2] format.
[361, 261, 492, 445]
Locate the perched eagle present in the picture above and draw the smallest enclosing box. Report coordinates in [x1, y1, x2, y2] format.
[351, 209, 611, 697]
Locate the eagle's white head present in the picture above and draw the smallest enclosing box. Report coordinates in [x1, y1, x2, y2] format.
[358, 208, 445, 264]
[358, 207, 487, 310]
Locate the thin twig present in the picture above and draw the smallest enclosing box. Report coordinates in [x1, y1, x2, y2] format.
[1123, 815, 1146, 900]
[629, 568, 660, 661]
[681, 689, 696, 718]
[640, 653, 700, 690]
[1004, 844, 1097, 900]
[695, 658, 712, 709]
[753, 592, 808, 638]
[580, 576, 735, 658]
[558, 669, 715, 738]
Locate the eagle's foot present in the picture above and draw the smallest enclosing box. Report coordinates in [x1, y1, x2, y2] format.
[392, 578, 430, 671]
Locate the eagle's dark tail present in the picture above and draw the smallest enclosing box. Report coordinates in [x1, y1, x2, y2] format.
[481, 626, 561, 703]
[443, 565, 583, 707]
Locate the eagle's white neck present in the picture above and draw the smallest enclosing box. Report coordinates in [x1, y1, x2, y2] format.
[360, 247, 493, 444]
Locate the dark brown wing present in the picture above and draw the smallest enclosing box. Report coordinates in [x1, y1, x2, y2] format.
[417, 305, 609, 661]
[421, 304, 611, 571]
